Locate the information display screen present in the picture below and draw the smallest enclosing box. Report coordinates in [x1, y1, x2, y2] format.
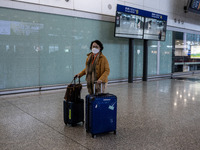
[143, 18, 167, 41]
[190, 0, 200, 11]
[185, 0, 200, 14]
[191, 45, 200, 59]
[115, 12, 144, 39]
[114, 4, 168, 41]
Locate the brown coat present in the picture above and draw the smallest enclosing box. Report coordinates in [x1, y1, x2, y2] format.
[79, 52, 110, 83]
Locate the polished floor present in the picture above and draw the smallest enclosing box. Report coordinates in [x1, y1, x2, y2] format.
[1, 75, 200, 150]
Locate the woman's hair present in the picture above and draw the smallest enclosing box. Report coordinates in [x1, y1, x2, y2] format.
[90, 40, 104, 51]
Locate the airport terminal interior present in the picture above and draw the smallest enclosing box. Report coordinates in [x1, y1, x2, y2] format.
[1, 0, 200, 149]
[1, 74, 200, 150]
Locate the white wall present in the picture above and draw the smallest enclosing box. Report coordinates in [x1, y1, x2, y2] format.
[2, 0, 200, 32]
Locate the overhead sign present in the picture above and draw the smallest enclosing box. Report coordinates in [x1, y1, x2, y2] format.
[114, 4, 168, 41]
[116, 4, 167, 21]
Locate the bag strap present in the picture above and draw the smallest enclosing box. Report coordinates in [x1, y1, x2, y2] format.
[70, 78, 75, 84]
[71, 77, 81, 84]
[78, 77, 80, 84]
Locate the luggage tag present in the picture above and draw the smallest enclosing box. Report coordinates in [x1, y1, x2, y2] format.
[108, 102, 116, 111]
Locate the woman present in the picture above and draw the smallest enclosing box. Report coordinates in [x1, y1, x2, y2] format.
[75, 40, 110, 94]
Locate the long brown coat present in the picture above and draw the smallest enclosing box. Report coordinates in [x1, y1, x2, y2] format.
[79, 52, 110, 83]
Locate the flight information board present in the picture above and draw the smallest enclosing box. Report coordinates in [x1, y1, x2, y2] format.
[189, 0, 200, 13]
[114, 4, 168, 41]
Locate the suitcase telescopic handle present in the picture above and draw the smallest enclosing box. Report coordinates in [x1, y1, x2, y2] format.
[94, 81, 102, 95]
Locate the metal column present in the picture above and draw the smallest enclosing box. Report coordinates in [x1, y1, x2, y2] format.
[143, 40, 148, 81]
[171, 31, 176, 78]
[128, 39, 134, 83]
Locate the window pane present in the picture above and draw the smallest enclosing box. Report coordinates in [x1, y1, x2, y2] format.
[0, 8, 40, 89]
[133, 39, 143, 78]
[148, 41, 158, 75]
[160, 30, 172, 74]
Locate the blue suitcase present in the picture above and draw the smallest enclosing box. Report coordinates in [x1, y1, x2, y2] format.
[85, 93, 117, 138]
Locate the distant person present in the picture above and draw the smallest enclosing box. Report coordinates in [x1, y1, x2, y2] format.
[148, 20, 152, 29]
[74, 40, 110, 94]
[137, 19, 141, 28]
[159, 30, 162, 40]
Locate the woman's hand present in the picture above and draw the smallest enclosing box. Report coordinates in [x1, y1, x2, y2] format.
[97, 80, 102, 84]
[74, 74, 80, 78]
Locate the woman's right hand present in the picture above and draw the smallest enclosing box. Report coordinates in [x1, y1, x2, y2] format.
[74, 74, 80, 78]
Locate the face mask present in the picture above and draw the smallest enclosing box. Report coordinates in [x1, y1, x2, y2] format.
[92, 48, 100, 54]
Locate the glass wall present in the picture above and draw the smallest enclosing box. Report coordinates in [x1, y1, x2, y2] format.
[0, 9, 40, 89]
[160, 31, 173, 74]
[133, 39, 143, 78]
[173, 31, 185, 72]
[148, 40, 158, 76]
[173, 31, 200, 72]
[0, 7, 128, 90]
[186, 33, 200, 71]
[132, 30, 173, 78]
[0, 7, 180, 91]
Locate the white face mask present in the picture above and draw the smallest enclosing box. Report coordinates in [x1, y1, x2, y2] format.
[92, 48, 100, 54]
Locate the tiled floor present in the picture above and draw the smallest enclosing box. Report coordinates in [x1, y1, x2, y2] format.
[1, 75, 200, 150]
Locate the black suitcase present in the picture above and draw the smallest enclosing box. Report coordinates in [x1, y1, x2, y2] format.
[63, 99, 84, 126]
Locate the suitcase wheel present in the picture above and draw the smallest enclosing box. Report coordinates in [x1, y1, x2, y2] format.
[71, 123, 76, 127]
[92, 134, 96, 138]
[114, 130, 116, 134]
